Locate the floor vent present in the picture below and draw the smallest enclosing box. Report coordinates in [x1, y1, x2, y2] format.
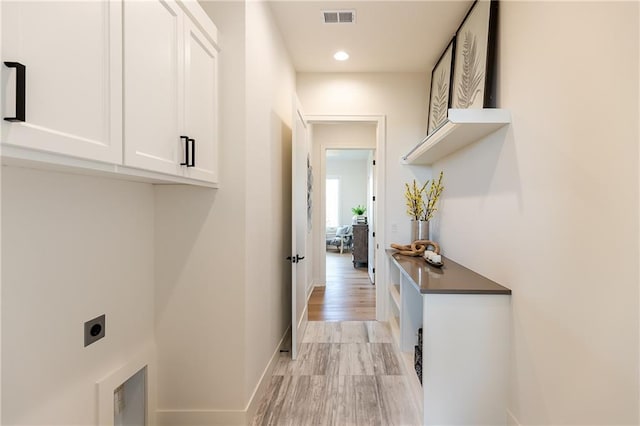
[322, 10, 356, 24]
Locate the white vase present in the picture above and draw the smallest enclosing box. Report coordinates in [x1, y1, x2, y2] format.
[410, 220, 429, 242]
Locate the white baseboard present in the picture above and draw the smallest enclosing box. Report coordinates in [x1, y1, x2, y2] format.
[244, 327, 290, 422]
[507, 409, 521, 426]
[156, 328, 289, 426]
[306, 280, 315, 298]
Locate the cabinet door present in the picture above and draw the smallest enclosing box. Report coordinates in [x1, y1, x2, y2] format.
[123, 0, 184, 175]
[1, 1, 122, 163]
[183, 20, 219, 184]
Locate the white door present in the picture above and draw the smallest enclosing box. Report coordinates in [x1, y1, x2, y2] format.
[290, 97, 309, 360]
[183, 19, 219, 184]
[123, 0, 183, 175]
[367, 151, 376, 283]
[1, 1, 122, 163]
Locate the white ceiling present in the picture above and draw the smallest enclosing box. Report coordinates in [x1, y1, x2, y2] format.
[268, 1, 473, 73]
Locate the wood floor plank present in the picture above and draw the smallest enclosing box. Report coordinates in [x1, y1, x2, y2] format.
[299, 343, 333, 375]
[287, 376, 329, 425]
[371, 343, 402, 375]
[309, 252, 375, 321]
[339, 321, 369, 343]
[302, 321, 341, 343]
[376, 375, 423, 426]
[338, 343, 375, 376]
[251, 321, 422, 426]
[251, 375, 289, 426]
[366, 320, 394, 343]
[337, 375, 383, 426]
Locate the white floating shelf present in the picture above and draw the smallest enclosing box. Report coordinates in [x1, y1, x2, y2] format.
[402, 108, 511, 165]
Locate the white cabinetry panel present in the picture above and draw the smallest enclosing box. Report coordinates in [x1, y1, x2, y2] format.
[1, 0, 219, 186]
[1, 1, 122, 163]
[183, 20, 218, 184]
[123, 0, 183, 175]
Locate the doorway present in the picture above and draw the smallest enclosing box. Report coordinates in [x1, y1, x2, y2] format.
[312, 148, 375, 321]
[305, 117, 386, 321]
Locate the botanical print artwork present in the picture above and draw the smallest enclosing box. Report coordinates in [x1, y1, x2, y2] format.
[456, 30, 483, 109]
[427, 39, 454, 134]
[429, 69, 449, 132]
[451, 0, 496, 109]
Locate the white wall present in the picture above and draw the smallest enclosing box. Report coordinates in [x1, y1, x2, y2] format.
[326, 155, 369, 226]
[1, 167, 156, 425]
[156, 1, 294, 423]
[298, 74, 430, 292]
[431, 2, 639, 424]
[244, 0, 295, 410]
[155, 2, 247, 423]
[297, 73, 432, 248]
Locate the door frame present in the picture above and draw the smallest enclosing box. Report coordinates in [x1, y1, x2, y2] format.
[306, 115, 387, 321]
[291, 97, 310, 359]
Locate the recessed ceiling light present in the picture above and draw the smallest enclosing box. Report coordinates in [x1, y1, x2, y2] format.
[334, 51, 349, 61]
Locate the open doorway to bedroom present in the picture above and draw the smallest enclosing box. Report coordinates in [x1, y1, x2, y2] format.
[307, 119, 380, 321]
[320, 149, 375, 320]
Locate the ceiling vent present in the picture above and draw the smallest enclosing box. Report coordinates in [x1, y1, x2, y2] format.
[322, 10, 356, 24]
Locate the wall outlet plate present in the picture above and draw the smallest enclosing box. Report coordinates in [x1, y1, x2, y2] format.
[84, 314, 106, 347]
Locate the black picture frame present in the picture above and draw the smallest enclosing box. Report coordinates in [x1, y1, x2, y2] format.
[427, 38, 456, 135]
[451, 0, 499, 109]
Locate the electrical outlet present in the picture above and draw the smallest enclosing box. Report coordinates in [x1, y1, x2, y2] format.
[391, 222, 398, 233]
[84, 314, 105, 347]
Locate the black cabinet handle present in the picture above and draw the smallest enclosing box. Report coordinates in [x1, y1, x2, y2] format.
[296, 255, 305, 262]
[180, 135, 189, 166]
[180, 136, 196, 167]
[4, 62, 26, 122]
[188, 138, 195, 167]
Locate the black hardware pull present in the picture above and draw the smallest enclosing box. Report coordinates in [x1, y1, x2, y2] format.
[4, 62, 26, 122]
[188, 138, 195, 167]
[180, 136, 189, 166]
[286, 256, 294, 263]
[296, 255, 305, 262]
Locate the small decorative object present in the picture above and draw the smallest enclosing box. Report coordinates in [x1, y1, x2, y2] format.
[404, 172, 445, 241]
[411, 220, 429, 242]
[427, 38, 455, 134]
[424, 250, 444, 268]
[351, 205, 367, 224]
[451, 0, 498, 109]
[390, 240, 440, 257]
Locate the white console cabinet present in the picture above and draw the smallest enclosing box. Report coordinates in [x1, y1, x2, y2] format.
[386, 250, 512, 425]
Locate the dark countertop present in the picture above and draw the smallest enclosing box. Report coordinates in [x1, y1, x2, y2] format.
[387, 249, 511, 295]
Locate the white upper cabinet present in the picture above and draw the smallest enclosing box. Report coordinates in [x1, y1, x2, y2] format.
[183, 19, 219, 184]
[124, 0, 219, 184]
[1, 0, 220, 187]
[1, 1, 123, 163]
[123, 0, 184, 176]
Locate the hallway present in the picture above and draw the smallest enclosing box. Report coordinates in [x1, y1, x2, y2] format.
[308, 251, 376, 321]
[251, 321, 422, 425]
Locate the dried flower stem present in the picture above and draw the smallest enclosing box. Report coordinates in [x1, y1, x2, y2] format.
[404, 172, 445, 221]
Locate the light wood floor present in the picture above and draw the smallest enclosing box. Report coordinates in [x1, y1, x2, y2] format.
[308, 251, 375, 321]
[251, 321, 422, 426]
